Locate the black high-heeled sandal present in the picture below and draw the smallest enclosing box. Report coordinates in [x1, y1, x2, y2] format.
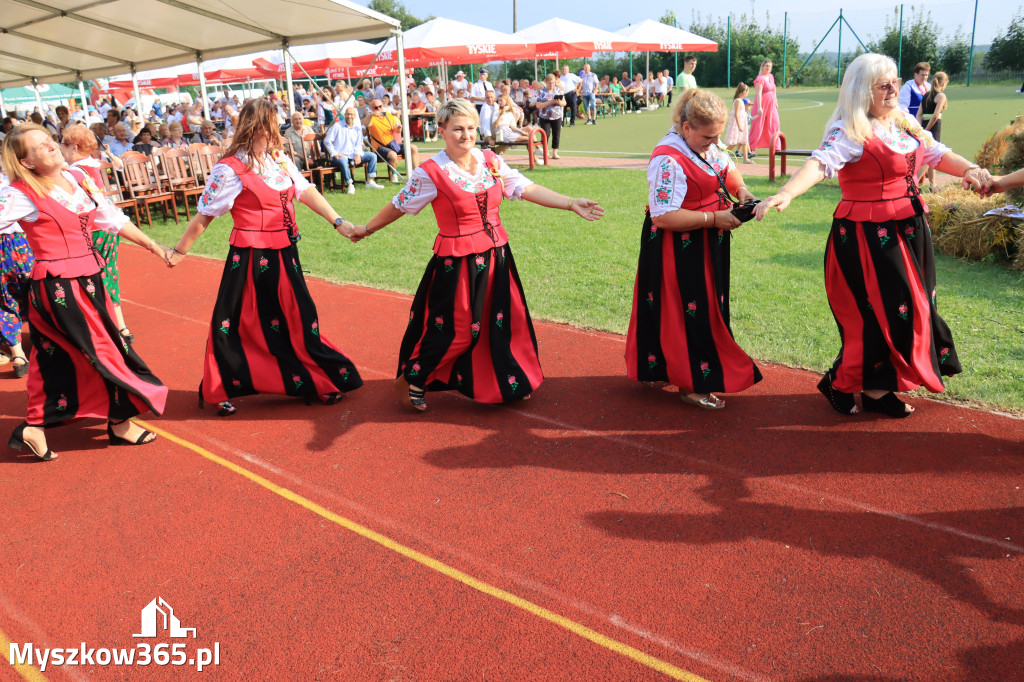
[9, 421, 57, 460]
[816, 372, 857, 415]
[861, 392, 914, 418]
[11, 356, 28, 379]
[320, 392, 344, 405]
[107, 418, 157, 445]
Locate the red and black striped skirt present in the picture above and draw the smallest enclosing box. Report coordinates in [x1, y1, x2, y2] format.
[626, 212, 763, 393]
[825, 211, 960, 393]
[25, 273, 167, 425]
[200, 244, 363, 403]
[397, 243, 542, 403]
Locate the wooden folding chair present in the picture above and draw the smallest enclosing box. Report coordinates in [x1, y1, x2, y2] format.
[148, 146, 170, 191]
[195, 146, 223, 185]
[283, 138, 315, 187]
[121, 157, 178, 229]
[161, 149, 205, 220]
[301, 133, 330, 193]
[96, 161, 138, 223]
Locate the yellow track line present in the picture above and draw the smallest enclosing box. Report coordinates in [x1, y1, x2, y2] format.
[138, 420, 710, 682]
[0, 628, 46, 681]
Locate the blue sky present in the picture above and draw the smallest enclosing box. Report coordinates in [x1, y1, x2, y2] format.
[359, 0, 1007, 53]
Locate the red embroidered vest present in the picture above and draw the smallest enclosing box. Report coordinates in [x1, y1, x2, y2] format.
[835, 134, 928, 222]
[420, 150, 510, 257]
[651, 144, 732, 213]
[12, 168, 104, 279]
[221, 155, 297, 249]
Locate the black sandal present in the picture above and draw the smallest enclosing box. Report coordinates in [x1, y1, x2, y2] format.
[119, 328, 135, 345]
[11, 356, 28, 379]
[862, 392, 914, 418]
[816, 372, 857, 415]
[8, 422, 57, 460]
[321, 392, 344, 405]
[107, 418, 157, 445]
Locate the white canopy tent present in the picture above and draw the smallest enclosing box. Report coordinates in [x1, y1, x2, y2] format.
[615, 19, 719, 80]
[0, 0, 417, 169]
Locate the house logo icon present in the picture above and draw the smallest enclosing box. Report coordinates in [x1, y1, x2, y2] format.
[132, 597, 197, 638]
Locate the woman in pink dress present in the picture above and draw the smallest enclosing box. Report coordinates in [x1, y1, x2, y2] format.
[748, 60, 780, 154]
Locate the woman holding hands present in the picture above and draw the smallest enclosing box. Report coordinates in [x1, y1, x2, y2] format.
[754, 53, 990, 418]
[625, 89, 762, 410]
[167, 99, 362, 415]
[1, 124, 169, 460]
[353, 99, 603, 412]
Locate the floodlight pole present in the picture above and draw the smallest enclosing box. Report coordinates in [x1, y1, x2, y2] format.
[897, 5, 903, 77]
[782, 13, 788, 87]
[967, 0, 978, 86]
[837, 9, 843, 88]
[726, 16, 732, 88]
[513, 0, 517, 33]
[674, 19, 679, 82]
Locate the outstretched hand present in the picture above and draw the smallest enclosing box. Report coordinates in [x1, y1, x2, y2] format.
[754, 191, 791, 221]
[572, 198, 605, 221]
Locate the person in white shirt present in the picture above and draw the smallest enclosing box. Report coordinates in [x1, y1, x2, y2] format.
[478, 89, 498, 145]
[470, 69, 495, 114]
[897, 62, 931, 117]
[664, 70, 675, 104]
[450, 71, 469, 97]
[559, 65, 582, 126]
[579, 63, 600, 125]
[653, 71, 668, 107]
[324, 108, 384, 193]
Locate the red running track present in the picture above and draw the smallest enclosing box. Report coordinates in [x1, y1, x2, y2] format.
[0, 245, 1021, 681]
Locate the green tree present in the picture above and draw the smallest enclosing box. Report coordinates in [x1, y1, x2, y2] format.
[867, 6, 940, 80]
[984, 9, 1024, 71]
[686, 12, 800, 88]
[367, 0, 430, 32]
[938, 28, 971, 78]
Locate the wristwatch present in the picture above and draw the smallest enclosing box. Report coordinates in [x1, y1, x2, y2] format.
[334, 217, 346, 228]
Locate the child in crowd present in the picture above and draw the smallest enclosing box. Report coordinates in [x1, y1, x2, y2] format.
[723, 83, 753, 163]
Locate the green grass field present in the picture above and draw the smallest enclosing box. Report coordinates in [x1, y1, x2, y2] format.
[409, 84, 1024, 162]
[143, 93, 1024, 412]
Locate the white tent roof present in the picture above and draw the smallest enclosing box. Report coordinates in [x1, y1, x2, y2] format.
[0, 0, 400, 88]
[512, 18, 636, 58]
[358, 17, 532, 66]
[614, 20, 718, 53]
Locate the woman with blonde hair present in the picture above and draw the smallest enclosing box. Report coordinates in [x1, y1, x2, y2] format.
[493, 94, 535, 146]
[0, 124, 170, 460]
[916, 71, 949, 190]
[163, 121, 189, 149]
[755, 53, 989, 417]
[167, 98, 363, 415]
[60, 124, 134, 344]
[354, 98, 604, 411]
[626, 88, 762, 410]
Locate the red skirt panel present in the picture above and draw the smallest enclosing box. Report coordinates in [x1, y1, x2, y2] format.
[626, 212, 762, 393]
[201, 245, 362, 403]
[24, 275, 167, 425]
[824, 210, 960, 393]
[397, 244, 541, 403]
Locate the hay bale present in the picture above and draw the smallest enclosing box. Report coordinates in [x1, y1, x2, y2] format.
[928, 186, 1017, 260]
[975, 115, 1024, 172]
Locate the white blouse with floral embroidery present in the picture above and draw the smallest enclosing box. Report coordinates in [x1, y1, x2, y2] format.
[391, 148, 534, 215]
[648, 130, 736, 218]
[197, 150, 313, 218]
[811, 119, 950, 179]
[0, 169, 128, 236]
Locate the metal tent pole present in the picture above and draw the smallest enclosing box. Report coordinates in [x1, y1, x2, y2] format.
[396, 30, 413, 172]
[284, 43, 294, 115]
[967, 0, 978, 85]
[78, 75, 89, 117]
[197, 55, 210, 120]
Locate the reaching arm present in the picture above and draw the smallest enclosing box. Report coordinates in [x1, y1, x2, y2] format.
[754, 158, 828, 219]
[298, 186, 355, 237]
[115, 221, 168, 261]
[520, 184, 604, 221]
[351, 202, 404, 241]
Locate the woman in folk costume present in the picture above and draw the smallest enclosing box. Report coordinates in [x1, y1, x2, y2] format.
[1, 124, 170, 460]
[755, 53, 990, 417]
[625, 88, 762, 410]
[353, 99, 604, 412]
[60, 123, 136, 345]
[0, 167, 33, 378]
[167, 98, 362, 415]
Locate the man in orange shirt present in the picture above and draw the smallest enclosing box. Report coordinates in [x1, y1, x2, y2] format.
[362, 98, 419, 182]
